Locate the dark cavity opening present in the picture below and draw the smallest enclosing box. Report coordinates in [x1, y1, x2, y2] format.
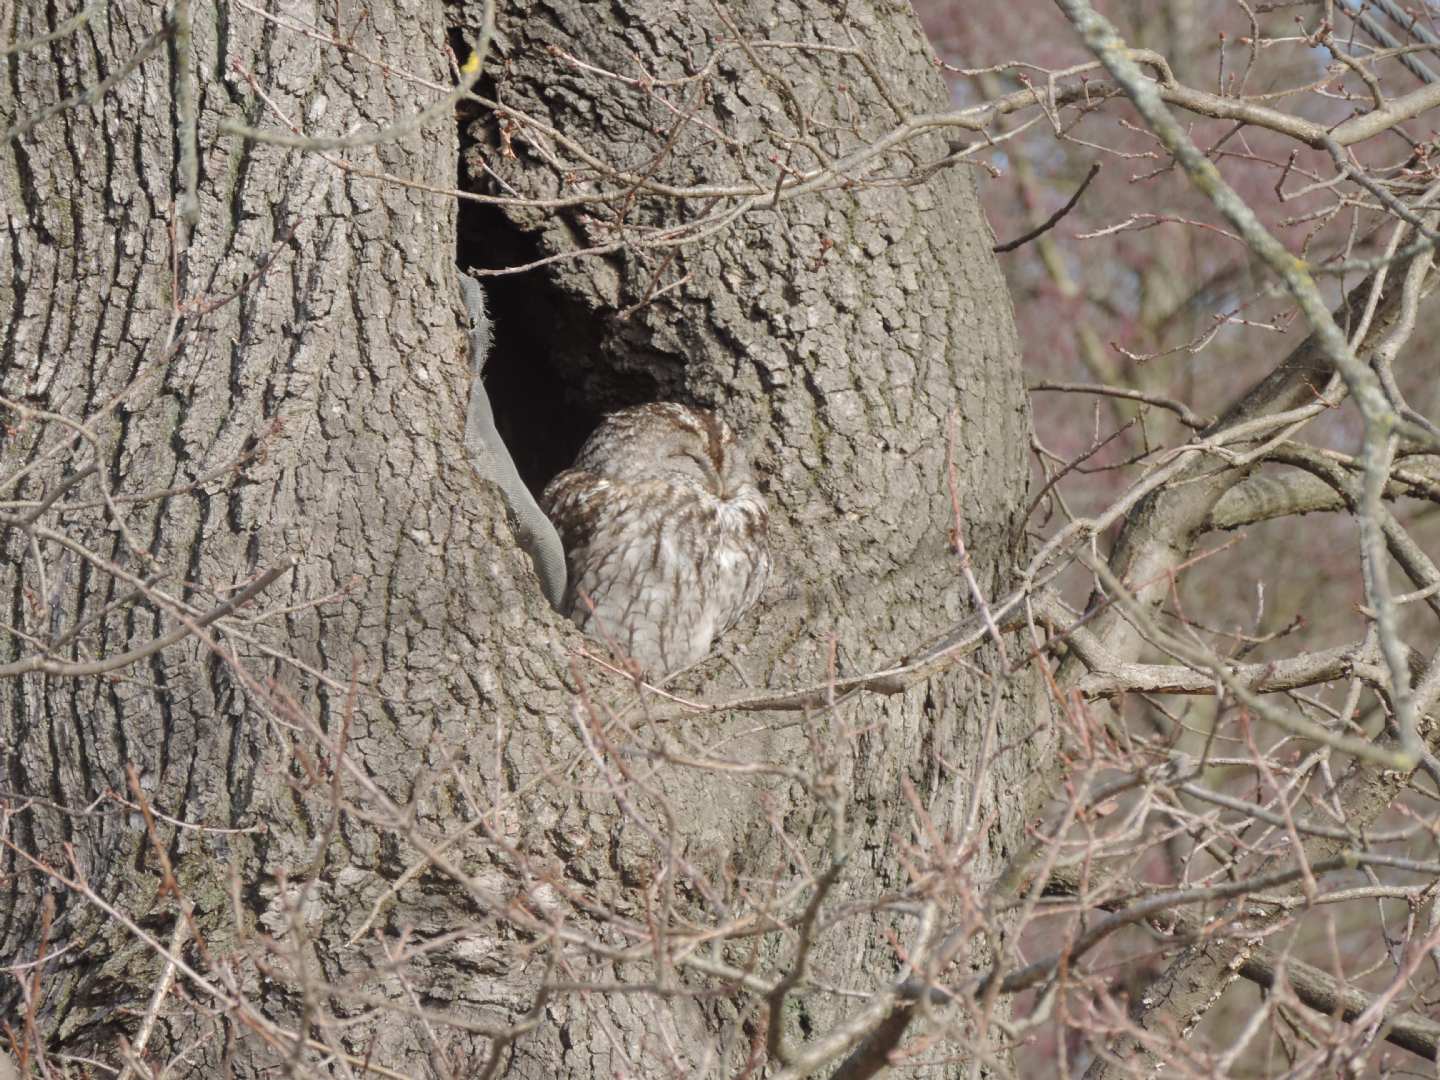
[456, 202, 600, 496]
[454, 50, 663, 496]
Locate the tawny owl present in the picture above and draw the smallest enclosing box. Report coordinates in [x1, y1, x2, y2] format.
[541, 402, 770, 676]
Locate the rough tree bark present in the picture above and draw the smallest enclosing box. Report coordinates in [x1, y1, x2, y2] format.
[1, 0, 1041, 1075]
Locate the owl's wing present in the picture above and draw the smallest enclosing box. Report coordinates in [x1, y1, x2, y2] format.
[540, 468, 625, 614]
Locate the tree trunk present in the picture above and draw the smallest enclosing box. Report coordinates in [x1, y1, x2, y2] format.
[1, 0, 1042, 1075]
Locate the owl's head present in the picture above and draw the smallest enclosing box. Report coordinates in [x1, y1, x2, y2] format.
[570, 402, 756, 498]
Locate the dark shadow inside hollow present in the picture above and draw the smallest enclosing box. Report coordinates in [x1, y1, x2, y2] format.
[449, 31, 694, 496]
[454, 191, 666, 499]
[456, 199, 601, 497]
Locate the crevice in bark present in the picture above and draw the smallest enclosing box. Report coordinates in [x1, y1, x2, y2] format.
[455, 72, 663, 496]
[456, 197, 604, 494]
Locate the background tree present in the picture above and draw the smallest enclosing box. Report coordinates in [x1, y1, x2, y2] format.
[921, 0, 1440, 1074]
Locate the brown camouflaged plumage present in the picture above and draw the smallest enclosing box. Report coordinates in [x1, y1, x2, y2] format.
[541, 403, 769, 676]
